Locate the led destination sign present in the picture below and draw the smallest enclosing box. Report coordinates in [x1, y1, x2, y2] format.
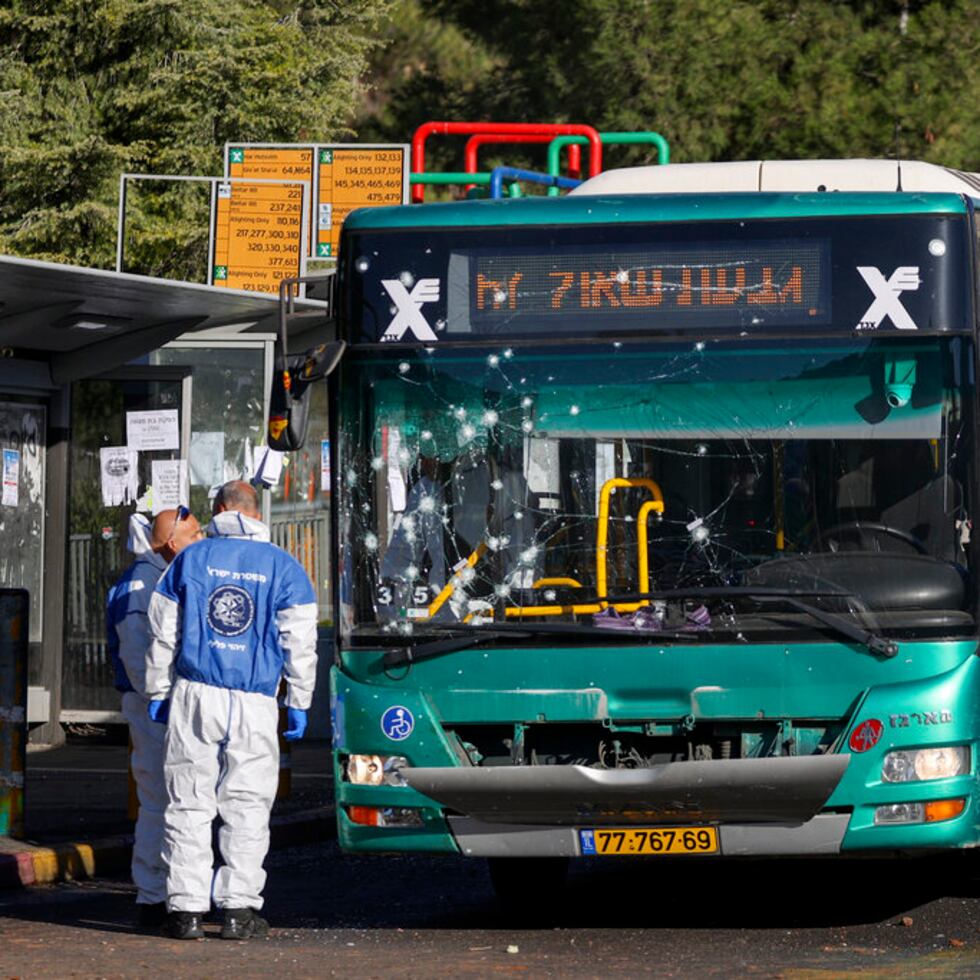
[343, 214, 971, 343]
[469, 241, 830, 329]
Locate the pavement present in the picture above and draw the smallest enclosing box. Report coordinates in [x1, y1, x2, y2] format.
[0, 734, 335, 889]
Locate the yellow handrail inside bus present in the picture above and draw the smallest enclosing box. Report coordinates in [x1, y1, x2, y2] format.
[635, 497, 666, 601]
[423, 479, 665, 622]
[596, 477, 664, 608]
[531, 576, 583, 589]
[426, 541, 488, 618]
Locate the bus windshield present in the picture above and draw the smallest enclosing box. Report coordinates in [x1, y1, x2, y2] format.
[337, 335, 977, 643]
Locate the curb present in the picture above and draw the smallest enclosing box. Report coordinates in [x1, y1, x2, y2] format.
[0, 806, 336, 891]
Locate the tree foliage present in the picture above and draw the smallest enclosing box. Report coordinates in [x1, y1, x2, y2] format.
[0, 0, 976, 275]
[0, 0, 391, 271]
[361, 0, 980, 172]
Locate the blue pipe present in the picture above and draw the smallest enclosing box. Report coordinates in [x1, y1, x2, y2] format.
[489, 166, 582, 200]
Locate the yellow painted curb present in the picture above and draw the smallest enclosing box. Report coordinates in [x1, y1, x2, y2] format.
[29, 842, 98, 883]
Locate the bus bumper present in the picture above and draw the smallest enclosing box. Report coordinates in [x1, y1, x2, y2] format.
[448, 813, 851, 857]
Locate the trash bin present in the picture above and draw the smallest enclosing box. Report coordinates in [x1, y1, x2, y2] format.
[0, 589, 28, 837]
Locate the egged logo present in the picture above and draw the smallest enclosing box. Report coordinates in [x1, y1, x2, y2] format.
[207, 585, 255, 637]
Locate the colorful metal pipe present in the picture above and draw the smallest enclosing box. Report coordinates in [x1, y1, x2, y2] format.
[464, 133, 555, 173]
[489, 167, 581, 199]
[410, 172, 492, 186]
[546, 131, 671, 195]
[412, 122, 603, 202]
[463, 134, 559, 192]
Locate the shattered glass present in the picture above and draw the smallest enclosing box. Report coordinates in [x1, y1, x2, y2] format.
[337, 335, 976, 645]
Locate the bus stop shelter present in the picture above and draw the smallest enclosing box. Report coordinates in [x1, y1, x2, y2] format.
[0, 254, 332, 746]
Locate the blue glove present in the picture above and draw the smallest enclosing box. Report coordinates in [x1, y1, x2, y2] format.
[283, 707, 307, 742]
[147, 699, 170, 724]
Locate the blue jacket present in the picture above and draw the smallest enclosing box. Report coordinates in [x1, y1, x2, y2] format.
[105, 515, 167, 694]
[145, 512, 318, 707]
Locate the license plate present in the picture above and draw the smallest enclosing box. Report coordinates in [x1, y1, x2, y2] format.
[580, 826, 719, 856]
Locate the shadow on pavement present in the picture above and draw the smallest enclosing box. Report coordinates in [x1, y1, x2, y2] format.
[4, 841, 979, 937]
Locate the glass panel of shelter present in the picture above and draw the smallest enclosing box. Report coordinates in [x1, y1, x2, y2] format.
[63, 373, 187, 714]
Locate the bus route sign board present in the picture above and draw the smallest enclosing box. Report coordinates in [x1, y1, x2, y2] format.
[209, 179, 308, 296]
[227, 146, 316, 254]
[315, 145, 409, 259]
[224, 144, 409, 261]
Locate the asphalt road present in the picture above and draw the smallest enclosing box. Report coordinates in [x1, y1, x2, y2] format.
[4, 841, 980, 977]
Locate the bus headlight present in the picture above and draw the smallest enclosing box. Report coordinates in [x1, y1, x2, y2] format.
[346, 754, 409, 786]
[881, 746, 969, 783]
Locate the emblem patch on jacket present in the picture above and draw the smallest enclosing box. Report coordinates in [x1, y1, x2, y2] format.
[208, 585, 255, 637]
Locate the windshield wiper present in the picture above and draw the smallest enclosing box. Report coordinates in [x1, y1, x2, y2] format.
[383, 620, 704, 668]
[597, 587, 898, 658]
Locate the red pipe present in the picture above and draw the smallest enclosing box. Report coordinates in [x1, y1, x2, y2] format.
[464, 133, 555, 175]
[412, 121, 603, 202]
[464, 135, 584, 180]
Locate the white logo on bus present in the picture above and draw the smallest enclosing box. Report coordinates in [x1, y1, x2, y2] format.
[381, 278, 441, 342]
[855, 266, 921, 331]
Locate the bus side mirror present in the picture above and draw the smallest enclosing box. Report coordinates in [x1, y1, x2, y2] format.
[267, 341, 346, 452]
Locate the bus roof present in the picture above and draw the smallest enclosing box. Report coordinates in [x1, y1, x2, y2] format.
[571, 159, 980, 197]
[344, 189, 970, 233]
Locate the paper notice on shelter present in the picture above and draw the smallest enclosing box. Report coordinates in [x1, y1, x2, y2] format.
[100, 447, 139, 506]
[127, 410, 179, 451]
[253, 446, 283, 488]
[2, 448, 19, 506]
[190, 431, 225, 486]
[151, 459, 189, 515]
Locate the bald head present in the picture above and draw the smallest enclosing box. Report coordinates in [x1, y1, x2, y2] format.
[150, 508, 202, 563]
[213, 480, 260, 518]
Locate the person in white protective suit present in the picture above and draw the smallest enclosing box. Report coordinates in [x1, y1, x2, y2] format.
[105, 507, 202, 927]
[145, 480, 318, 941]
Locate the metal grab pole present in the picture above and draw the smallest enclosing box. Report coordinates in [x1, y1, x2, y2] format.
[546, 132, 671, 195]
[0, 590, 28, 838]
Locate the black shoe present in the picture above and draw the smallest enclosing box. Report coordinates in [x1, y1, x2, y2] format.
[220, 908, 269, 940]
[136, 902, 167, 927]
[162, 911, 205, 940]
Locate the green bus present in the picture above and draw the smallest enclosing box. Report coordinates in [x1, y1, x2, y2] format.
[328, 160, 980, 894]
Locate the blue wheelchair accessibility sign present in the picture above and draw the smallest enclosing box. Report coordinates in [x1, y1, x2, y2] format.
[381, 705, 415, 741]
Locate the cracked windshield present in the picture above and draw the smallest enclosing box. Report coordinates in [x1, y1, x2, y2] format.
[338, 334, 975, 644]
[337, 215, 975, 646]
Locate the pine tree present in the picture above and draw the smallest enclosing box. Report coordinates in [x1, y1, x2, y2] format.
[0, 0, 391, 272]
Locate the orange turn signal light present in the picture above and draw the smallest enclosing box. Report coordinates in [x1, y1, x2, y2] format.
[924, 798, 966, 823]
[347, 805, 382, 827]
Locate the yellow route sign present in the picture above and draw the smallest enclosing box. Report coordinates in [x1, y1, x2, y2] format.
[316, 146, 408, 259]
[210, 179, 307, 295]
[227, 146, 316, 253]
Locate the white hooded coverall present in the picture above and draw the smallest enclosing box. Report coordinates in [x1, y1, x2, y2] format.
[146, 511, 318, 913]
[105, 514, 169, 906]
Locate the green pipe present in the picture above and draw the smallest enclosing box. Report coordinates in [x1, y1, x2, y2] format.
[410, 172, 492, 185]
[546, 132, 670, 195]
[410, 171, 524, 199]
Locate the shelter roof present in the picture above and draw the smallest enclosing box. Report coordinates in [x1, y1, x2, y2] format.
[0, 255, 329, 383]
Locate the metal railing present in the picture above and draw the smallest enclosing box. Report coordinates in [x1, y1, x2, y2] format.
[270, 509, 331, 622]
